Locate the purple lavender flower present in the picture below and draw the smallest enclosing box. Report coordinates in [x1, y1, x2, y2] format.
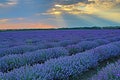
[2, 41, 120, 80]
[90, 60, 120, 80]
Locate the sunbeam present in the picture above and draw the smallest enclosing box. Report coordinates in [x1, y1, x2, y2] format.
[53, 15, 68, 28]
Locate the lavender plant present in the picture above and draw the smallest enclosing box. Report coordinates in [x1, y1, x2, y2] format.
[1, 41, 120, 80]
[90, 60, 120, 80]
[0, 45, 40, 57]
[0, 39, 115, 72]
[66, 39, 110, 55]
[0, 47, 69, 72]
[0, 30, 120, 80]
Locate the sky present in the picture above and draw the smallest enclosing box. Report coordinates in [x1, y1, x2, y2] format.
[0, 0, 120, 29]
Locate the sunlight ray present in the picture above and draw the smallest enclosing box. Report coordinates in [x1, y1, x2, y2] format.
[53, 15, 68, 28]
[75, 14, 106, 26]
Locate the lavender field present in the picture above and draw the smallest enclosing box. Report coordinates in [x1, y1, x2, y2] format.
[0, 29, 120, 80]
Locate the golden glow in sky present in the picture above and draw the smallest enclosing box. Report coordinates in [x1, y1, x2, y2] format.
[0, 0, 120, 29]
[45, 0, 120, 24]
[47, 0, 120, 15]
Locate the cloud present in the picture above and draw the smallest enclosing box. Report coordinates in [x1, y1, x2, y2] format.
[0, 17, 25, 23]
[46, 0, 120, 15]
[0, 19, 9, 23]
[16, 18, 24, 20]
[0, 0, 18, 7]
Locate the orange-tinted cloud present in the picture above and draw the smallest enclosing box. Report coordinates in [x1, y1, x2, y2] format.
[0, 23, 57, 30]
[0, 19, 9, 23]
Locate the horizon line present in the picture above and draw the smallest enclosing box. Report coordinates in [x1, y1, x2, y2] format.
[0, 26, 120, 31]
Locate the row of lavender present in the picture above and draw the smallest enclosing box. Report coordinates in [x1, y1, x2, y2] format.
[0, 40, 120, 80]
[0, 34, 112, 49]
[0, 35, 120, 58]
[0, 36, 120, 73]
[0, 39, 89, 58]
[0, 30, 120, 79]
[90, 60, 120, 80]
[0, 30, 119, 49]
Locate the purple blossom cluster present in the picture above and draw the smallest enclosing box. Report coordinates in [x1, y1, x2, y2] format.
[0, 38, 116, 73]
[0, 45, 41, 58]
[66, 39, 113, 55]
[42, 39, 79, 48]
[66, 41, 99, 55]
[0, 47, 68, 72]
[107, 36, 120, 42]
[0, 39, 86, 58]
[1, 41, 120, 80]
[57, 40, 78, 47]
[0, 30, 119, 49]
[0, 40, 78, 58]
[0, 72, 4, 80]
[0, 30, 120, 80]
[93, 39, 110, 45]
[88, 43, 120, 61]
[90, 60, 120, 80]
[0, 72, 3, 77]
